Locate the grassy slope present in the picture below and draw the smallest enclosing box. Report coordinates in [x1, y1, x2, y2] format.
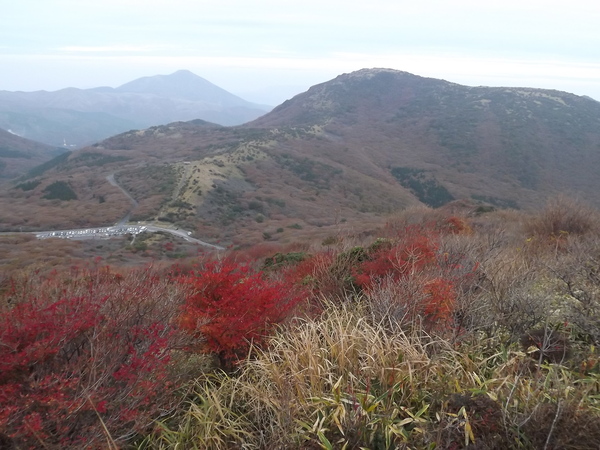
[2, 199, 600, 449]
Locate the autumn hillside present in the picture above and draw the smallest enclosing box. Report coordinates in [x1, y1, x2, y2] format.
[0, 127, 65, 180]
[1, 200, 600, 449]
[1, 69, 600, 250]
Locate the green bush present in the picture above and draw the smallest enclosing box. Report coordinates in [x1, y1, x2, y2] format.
[15, 180, 41, 191]
[391, 167, 454, 207]
[42, 181, 77, 201]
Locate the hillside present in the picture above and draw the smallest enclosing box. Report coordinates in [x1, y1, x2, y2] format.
[0, 128, 65, 179]
[1, 68, 599, 248]
[0, 70, 270, 147]
[250, 69, 600, 207]
[3, 199, 600, 449]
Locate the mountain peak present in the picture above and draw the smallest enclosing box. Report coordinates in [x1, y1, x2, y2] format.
[171, 69, 195, 76]
[332, 68, 428, 83]
[248, 68, 441, 127]
[114, 70, 252, 106]
[338, 67, 411, 79]
[161, 69, 205, 83]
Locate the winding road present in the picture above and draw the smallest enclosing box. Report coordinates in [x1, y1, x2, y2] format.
[18, 173, 225, 250]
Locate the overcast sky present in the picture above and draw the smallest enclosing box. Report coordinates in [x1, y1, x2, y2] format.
[2, 0, 599, 105]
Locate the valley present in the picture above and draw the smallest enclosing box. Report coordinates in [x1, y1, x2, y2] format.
[0, 70, 270, 147]
[1, 68, 599, 256]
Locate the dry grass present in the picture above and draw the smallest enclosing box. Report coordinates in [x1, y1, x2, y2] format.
[524, 195, 599, 239]
[144, 297, 600, 449]
[5, 201, 600, 448]
[147, 301, 462, 448]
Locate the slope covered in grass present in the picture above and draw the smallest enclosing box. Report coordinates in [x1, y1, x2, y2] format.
[2, 198, 600, 449]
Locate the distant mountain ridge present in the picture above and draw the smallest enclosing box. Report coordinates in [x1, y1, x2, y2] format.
[114, 70, 253, 105]
[0, 127, 65, 179]
[0, 71, 270, 147]
[2, 68, 600, 247]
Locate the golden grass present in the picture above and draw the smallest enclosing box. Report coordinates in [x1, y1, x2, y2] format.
[143, 293, 600, 449]
[5, 199, 600, 448]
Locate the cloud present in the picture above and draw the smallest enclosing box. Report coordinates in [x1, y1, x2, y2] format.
[57, 45, 164, 53]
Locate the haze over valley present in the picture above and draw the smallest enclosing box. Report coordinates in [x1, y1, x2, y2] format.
[0, 70, 270, 148]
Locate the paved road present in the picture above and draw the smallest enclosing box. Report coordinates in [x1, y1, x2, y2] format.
[35, 224, 224, 250]
[4, 171, 225, 250]
[144, 225, 224, 249]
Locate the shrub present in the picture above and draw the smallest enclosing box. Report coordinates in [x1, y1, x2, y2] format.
[179, 261, 304, 368]
[0, 295, 177, 448]
[351, 226, 468, 331]
[520, 400, 600, 449]
[15, 180, 41, 191]
[247, 200, 264, 212]
[525, 195, 598, 238]
[391, 166, 455, 207]
[262, 251, 308, 270]
[0, 265, 193, 448]
[520, 327, 571, 364]
[282, 251, 343, 299]
[352, 231, 438, 289]
[42, 180, 78, 201]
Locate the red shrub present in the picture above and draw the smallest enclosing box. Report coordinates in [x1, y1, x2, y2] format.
[437, 216, 472, 234]
[423, 278, 456, 325]
[282, 251, 337, 294]
[0, 297, 103, 446]
[353, 230, 439, 289]
[180, 261, 303, 367]
[353, 226, 461, 330]
[0, 267, 187, 448]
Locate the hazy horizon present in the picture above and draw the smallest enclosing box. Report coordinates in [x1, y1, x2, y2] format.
[2, 0, 599, 105]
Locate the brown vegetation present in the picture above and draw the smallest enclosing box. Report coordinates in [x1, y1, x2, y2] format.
[3, 69, 600, 248]
[2, 198, 600, 448]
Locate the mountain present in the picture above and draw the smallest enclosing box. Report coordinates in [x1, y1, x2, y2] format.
[0, 71, 270, 147]
[1, 68, 600, 247]
[115, 70, 255, 105]
[0, 128, 65, 180]
[250, 68, 600, 207]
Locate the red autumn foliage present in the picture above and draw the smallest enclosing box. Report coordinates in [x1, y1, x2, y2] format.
[0, 266, 187, 449]
[352, 226, 460, 328]
[422, 278, 457, 324]
[353, 231, 439, 288]
[180, 260, 304, 367]
[0, 297, 104, 447]
[435, 216, 472, 235]
[282, 251, 337, 295]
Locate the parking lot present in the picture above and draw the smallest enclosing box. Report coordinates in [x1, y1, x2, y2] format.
[36, 225, 148, 240]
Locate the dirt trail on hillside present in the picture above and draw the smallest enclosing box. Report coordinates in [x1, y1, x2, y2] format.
[106, 173, 139, 225]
